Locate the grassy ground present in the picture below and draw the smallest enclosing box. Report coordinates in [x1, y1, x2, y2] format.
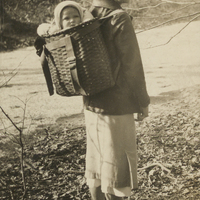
[0, 85, 200, 199]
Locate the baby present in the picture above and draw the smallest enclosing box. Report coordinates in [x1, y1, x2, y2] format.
[37, 0, 93, 36]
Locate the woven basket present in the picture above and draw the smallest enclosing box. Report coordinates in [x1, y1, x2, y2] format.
[42, 18, 115, 96]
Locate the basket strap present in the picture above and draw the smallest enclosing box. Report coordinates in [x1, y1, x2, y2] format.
[45, 36, 86, 95]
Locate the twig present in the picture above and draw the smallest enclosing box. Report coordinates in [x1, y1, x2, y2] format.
[3, 131, 20, 144]
[18, 99, 29, 199]
[0, 104, 27, 198]
[20, 131, 26, 194]
[136, 11, 200, 34]
[125, 1, 200, 12]
[0, 106, 21, 132]
[124, 2, 167, 11]
[162, 0, 200, 5]
[147, 13, 200, 48]
[138, 162, 171, 173]
[0, 52, 31, 88]
[9, 95, 32, 106]
[0, 72, 18, 88]
[0, 121, 22, 131]
[160, 4, 197, 17]
[134, 4, 195, 18]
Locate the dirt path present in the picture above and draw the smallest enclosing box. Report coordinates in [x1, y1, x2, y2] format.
[0, 21, 200, 131]
[0, 47, 83, 130]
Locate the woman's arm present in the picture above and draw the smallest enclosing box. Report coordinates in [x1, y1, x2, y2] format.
[112, 12, 150, 109]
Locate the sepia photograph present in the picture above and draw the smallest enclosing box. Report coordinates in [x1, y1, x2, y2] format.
[0, 0, 200, 199]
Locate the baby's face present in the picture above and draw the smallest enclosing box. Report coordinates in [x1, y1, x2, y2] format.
[61, 7, 81, 29]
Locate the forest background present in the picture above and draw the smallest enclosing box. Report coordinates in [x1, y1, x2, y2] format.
[1, 0, 200, 50]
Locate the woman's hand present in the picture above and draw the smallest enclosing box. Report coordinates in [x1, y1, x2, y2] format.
[136, 106, 149, 121]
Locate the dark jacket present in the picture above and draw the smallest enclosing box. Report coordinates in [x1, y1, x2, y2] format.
[83, 6, 150, 115]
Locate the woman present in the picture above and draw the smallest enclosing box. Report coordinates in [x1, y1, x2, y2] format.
[84, 0, 150, 199]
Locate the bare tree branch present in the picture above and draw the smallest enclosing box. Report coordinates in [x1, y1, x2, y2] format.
[136, 11, 200, 34]
[3, 131, 20, 145]
[10, 95, 33, 106]
[134, 4, 195, 18]
[0, 106, 21, 132]
[0, 121, 22, 131]
[147, 13, 200, 48]
[0, 103, 29, 197]
[125, 2, 167, 11]
[0, 52, 31, 88]
[124, 1, 200, 11]
[0, 117, 20, 144]
[162, 0, 200, 5]
[0, 72, 18, 88]
[159, 4, 197, 17]
[138, 162, 171, 173]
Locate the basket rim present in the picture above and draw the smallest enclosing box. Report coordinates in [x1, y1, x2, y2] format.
[41, 17, 100, 38]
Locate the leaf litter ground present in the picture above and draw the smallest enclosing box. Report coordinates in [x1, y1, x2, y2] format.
[0, 85, 200, 200]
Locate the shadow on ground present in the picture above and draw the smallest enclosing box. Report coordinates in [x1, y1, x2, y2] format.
[56, 112, 85, 129]
[150, 89, 181, 105]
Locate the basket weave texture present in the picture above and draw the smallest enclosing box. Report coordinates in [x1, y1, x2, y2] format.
[43, 18, 115, 96]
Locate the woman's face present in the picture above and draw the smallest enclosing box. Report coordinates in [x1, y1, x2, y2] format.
[61, 7, 81, 29]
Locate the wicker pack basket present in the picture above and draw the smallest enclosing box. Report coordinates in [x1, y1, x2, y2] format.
[42, 18, 115, 96]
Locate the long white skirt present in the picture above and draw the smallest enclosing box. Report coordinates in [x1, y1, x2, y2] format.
[84, 110, 138, 197]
